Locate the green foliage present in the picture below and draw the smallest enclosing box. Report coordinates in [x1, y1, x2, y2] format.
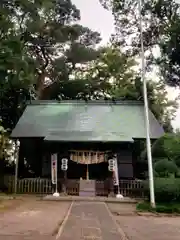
[136, 201, 180, 214]
[0, 0, 102, 129]
[151, 133, 180, 167]
[143, 178, 180, 203]
[0, 120, 12, 160]
[141, 133, 180, 178]
[0, 121, 7, 159]
[100, 0, 180, 87]
[0, 0, 177, 134]
[75, 46, 176, 132]
[76, 46, 138, 100]
[154, 158, 178, 177]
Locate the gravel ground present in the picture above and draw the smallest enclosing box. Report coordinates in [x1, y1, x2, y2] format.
[0, 199, 70, 240]
[108, 202, 180, 240]
[115, 215, 180, 240]
[1, 199, 180, 240]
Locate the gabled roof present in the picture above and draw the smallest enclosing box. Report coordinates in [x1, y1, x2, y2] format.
[11, 100, 164, 141]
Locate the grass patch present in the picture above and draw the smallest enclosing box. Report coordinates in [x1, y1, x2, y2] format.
[136, 201, 180, 214]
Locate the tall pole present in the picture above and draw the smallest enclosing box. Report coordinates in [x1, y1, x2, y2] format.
[138, 0, 155, 207]
[14, 140, 20, 195]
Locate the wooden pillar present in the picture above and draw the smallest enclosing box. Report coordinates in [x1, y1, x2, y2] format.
[108, 172, 114, 197]
[107, 154, 115, 197]
[61, 156, 68, 195]
[62, 170, 67, 195]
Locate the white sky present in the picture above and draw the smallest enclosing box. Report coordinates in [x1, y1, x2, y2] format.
[73, 0, 114, 44]
[73, 0, 180, 129]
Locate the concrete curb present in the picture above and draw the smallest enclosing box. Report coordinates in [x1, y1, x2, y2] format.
[42, 195, 139, 204]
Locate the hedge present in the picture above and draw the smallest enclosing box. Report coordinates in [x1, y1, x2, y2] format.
[136, 201, 180, 213]
[143, 178, 180, 203]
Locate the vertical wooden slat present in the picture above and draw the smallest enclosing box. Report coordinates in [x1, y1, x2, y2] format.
[30, 179, 32, 193]
[33, 179, 35, 194]
[36, 179, 38, 194]
[44, 179, 46, 194]
[24, 179, 27, 193]
[27, 179, 30, 193]
[2, 177, 144, 198]
[29, 179, 32, 193]
[39, 179, 41, 194]
[39, 179, 44, 194]
[31, 179, 33, 193]
[49, 180, 52, 194]
[32, 179, 34, 194]
[46, 179, 48, 194]
[19, 180, 22, 193]
[40, 179, 43, 194]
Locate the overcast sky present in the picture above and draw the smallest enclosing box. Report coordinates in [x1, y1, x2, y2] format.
[73, 0, 114, 44]
[73, 0, 180, 129]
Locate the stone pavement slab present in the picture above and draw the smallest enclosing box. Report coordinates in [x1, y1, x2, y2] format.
[57, 202, 124, 240]
[107, 203, 137, 216]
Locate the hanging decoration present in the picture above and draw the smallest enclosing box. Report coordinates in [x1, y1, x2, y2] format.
[113, 157, 119, 186]
[51, 153, 57, 185]
[61, 158, 68, 171]
[108, 159, 115, 172]
[69, 150, 106, 164]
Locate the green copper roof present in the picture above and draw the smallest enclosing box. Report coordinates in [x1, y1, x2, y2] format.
[11, 100, 164, 141]
[44, 132, 134, 142]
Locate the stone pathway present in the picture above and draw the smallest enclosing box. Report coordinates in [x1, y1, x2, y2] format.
[57, 202, 124, 240]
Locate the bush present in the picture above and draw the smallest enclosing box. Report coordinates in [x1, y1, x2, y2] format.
[137, 201, 180, 214]
[154, 158, 178, 177]
[143, 178, 180, 203]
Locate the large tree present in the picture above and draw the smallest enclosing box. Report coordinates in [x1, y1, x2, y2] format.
[100, 0, 180, 86]
[1, 0, 177, 132]
[0, 0, 102, 129]
[79, 46, 177, 131]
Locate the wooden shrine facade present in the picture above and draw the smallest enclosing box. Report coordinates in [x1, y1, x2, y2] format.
[10, 100, 164, 197]
[15, 139, 136, 197]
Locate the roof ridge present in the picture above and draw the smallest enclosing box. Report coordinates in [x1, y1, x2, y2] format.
[27, 100, 144, 106]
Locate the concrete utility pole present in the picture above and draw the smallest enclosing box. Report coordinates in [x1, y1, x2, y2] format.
[138, 0, 155, 208]
[14, 140, 20, 195]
